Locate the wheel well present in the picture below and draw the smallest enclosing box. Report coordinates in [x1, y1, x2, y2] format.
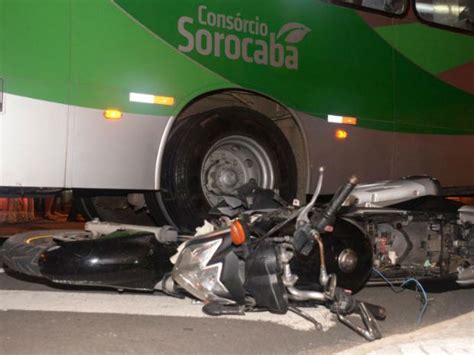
[167, 90, 310, 201]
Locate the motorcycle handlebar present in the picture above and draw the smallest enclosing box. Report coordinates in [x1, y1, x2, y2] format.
[312, 176, 358, 232]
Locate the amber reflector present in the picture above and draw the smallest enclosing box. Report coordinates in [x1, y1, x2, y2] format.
[335, 129, 348, 140]
[341, 116, 357, 125]
[104, 109, 123, 120]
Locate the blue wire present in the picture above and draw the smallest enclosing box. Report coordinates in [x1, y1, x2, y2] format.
[372, 268, 429, 324]
[400, 278, 429, 324]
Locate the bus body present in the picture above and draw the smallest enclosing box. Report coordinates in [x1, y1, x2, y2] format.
[0, 0, 473, 227]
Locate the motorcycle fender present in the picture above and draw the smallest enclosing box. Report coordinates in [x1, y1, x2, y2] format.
[38, 231, 176, 290]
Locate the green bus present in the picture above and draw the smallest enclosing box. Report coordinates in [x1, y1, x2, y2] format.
[0, 0, 473, 230]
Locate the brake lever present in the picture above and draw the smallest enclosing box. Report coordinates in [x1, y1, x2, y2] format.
[297, 166, 325, 227]
[337, 302, 382, 341]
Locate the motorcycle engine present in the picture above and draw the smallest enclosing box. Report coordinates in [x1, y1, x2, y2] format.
[368, 207, 473, 282]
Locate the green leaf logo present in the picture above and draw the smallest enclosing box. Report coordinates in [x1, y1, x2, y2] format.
[276, 23, 311, 43]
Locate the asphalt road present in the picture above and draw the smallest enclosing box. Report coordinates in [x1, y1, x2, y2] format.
[1, 221, 473, 354]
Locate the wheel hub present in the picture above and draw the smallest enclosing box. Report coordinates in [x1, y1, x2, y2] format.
[201, 135, 274, 207]
[338, 248, 358, 273]
[219, 168, 238, 188]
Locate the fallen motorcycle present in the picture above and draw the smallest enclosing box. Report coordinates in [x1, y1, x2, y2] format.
[1, 168, 473, 341]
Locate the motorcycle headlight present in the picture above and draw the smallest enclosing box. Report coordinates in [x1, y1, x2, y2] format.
[172, 238, 231, 303]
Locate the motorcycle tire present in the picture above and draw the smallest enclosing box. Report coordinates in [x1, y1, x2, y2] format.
[1, 230, 86, 278]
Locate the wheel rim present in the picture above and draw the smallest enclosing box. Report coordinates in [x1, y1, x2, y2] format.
[200, 135, 275, 207]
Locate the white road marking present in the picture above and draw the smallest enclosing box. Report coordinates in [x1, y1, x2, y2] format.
[366, 338, 474, 355]
[399, 339, 473, 355]
[337, 312, 474, 355]
[0, 290, 336, 331]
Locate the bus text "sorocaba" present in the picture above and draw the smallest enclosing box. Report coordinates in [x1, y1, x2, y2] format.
[178, 5, 311, 70]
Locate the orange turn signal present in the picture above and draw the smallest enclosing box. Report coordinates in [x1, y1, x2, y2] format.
[335, 129, 348, 140]
[230, 220, 247, 246]
[104, 109, 123, 120]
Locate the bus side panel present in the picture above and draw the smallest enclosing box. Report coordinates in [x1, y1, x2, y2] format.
[0, 0, 232, 190]
[390, 21, 474, 187]
[0, 94, 69, 188]
[391, 133, 474, 187]
[392, 23, 474, 135]
[0, 1, 70, 188]
[67, 106, 170, 190]
[64, 0, 231, 190]
[300, 110, 474, 192]
[297, 111, 395, 193]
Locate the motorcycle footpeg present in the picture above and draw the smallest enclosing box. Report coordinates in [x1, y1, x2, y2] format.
[337, 302, 382, 341]
[202, 302, 245, 316]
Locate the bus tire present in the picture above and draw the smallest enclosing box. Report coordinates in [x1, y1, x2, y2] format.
[146, 106, 298, 232]
[77, 191, 159, 226]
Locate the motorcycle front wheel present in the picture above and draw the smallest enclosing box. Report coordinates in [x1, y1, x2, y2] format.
[1, 230, 92, 278]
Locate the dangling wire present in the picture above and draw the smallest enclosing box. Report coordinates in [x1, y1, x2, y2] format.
[372, 268, 429, 324]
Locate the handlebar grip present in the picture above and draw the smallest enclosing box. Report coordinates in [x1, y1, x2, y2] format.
[324, 176, 358, 218]
[312, 176, 358, 232]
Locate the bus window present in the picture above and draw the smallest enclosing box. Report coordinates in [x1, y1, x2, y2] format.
[415, 0, 474, 32]
[331, 0, 407, 15]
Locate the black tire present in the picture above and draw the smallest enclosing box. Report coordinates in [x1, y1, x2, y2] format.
[1, 230, 83, 278]
[146, 106, 297, 232]
[0, 230, 90, 277]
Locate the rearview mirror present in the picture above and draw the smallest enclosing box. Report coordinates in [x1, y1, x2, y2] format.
[415, 0, 474, 33]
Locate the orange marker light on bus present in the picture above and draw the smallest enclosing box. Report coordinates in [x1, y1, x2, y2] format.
[129, 92, 175, 106]
[230, 220, 247, 246]
[335, 129, 348, 140]
[341, 116, 357, 125]
[153, 95, 175, 106]
[104, 109, 123, 120]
